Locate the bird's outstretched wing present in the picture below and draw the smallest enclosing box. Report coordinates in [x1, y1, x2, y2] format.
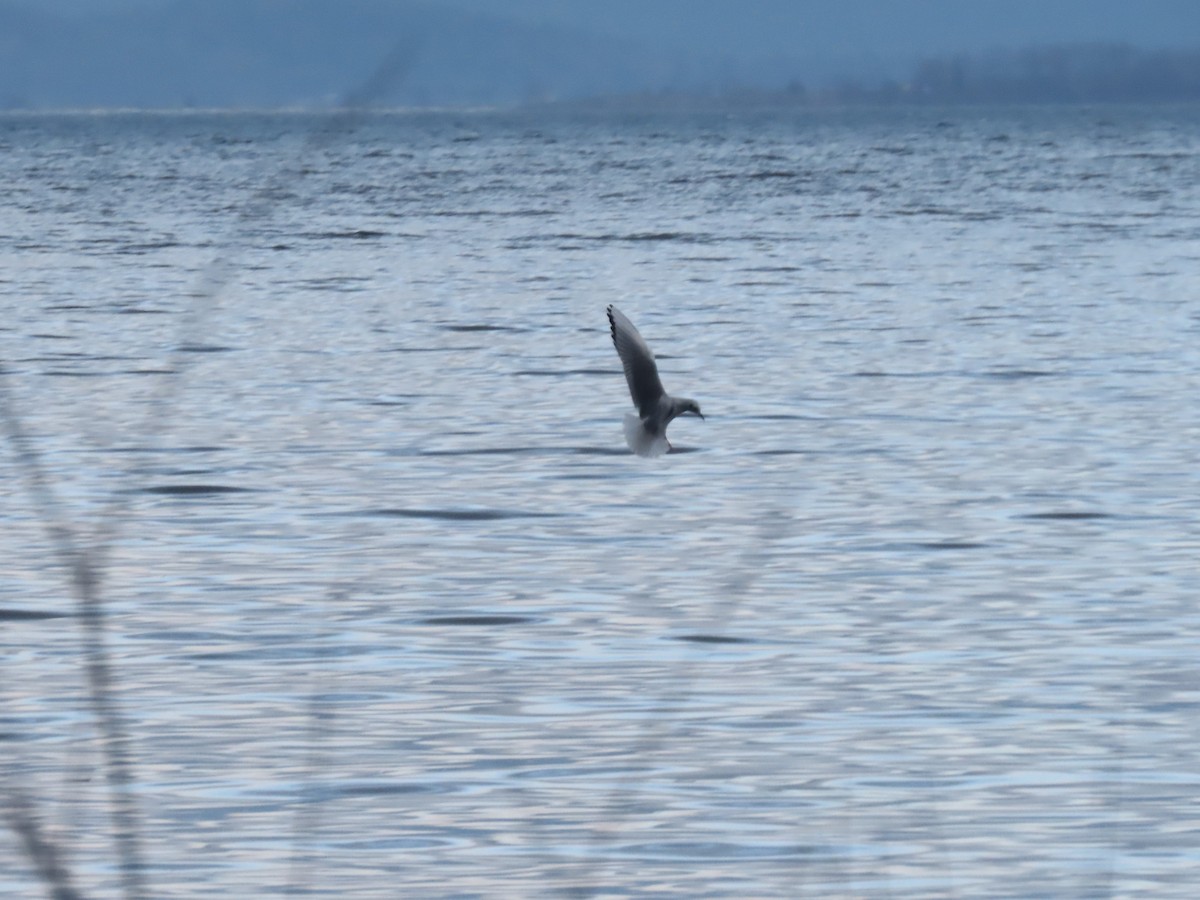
[607, 305, 665, 417]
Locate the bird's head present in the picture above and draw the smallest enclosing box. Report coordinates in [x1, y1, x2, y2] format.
[675, 398, 704, 420]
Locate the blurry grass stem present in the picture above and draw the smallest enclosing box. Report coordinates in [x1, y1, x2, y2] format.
[0, 31, 422, 900]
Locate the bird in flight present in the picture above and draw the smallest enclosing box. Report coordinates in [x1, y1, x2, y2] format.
[607, 305, 703, 457]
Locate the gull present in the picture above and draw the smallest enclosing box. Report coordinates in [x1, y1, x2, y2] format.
[607, 304, 703, 457]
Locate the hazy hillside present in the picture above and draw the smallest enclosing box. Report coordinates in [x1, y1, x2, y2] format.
[910, 44, 1200, 103]
[3, 0, 1199, 109]
[0, 0, 710, 108]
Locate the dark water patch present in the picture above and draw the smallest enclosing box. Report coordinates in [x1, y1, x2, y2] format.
[293, 276, 372, 292]
[1022, 511, 1111, 521]
[961, 314, 1026, 325]
[43, 369, 108, 377]
[384, 345, 484, 353]
[139, 484, 256, 496]
[370, 507, 558, 521]
[330, 835, 458, 853]
[893, 206, 996, 221]
[1060, 220, 1129, 234]
[413, 446, 546, 457]
[365, 398, 412, 407]
[510, 762, 635, 781]
[115, 307, 171, 315]
[675, 634, 754, 645]
[1110, 150, 1192, 161]
[666, 446, 701, 454]
[981, 368, 1059, 380]
[513, 367, 613, 377]
[852, 370, 938, 379]
[176, 343, 236, 353]
[748, 170, 800, 179]
[305, 229, 387, 240]
[0, 608, 70, 621]
[188, 644, 359, 662]
[143, 467, 211, 478]
[107, 445, 226, 454]
[429, 208, 557, 218]
[909, 541, 989, 551]
[124, 368, 178, 375]
[421, 615, 533, 627]
[135, 630, 237, 642]
[337, 780, 444, 797]
[124, 239, 182, 252]
[614, 840, 817, 862]
[308, 691, 394, 705]
[441, 323, 525, 333]
[542, 230, 713, 244]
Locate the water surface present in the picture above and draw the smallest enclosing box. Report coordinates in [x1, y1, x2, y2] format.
[1, 105, 1198, 897]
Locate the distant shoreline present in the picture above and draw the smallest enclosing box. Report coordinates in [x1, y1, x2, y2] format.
[5, 41, 1200, 114]
[3, 97, 1200, 116]
[3, 28, 1198, 112]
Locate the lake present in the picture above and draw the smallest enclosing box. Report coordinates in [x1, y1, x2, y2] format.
[1, 103, 1198, 897]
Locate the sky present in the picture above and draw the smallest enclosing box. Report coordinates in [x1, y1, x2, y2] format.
[24, 1, 1200, 62]
[5, 0, 1200, 107]
[443, 1, 1200, 57]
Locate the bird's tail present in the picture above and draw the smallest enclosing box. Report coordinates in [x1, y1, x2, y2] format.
[624, 413, 669, 457]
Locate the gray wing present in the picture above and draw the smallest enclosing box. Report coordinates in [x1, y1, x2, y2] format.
[607, 305, 665, 417]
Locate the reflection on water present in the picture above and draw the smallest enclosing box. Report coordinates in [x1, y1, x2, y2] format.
[1, 105, 1199, 896]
